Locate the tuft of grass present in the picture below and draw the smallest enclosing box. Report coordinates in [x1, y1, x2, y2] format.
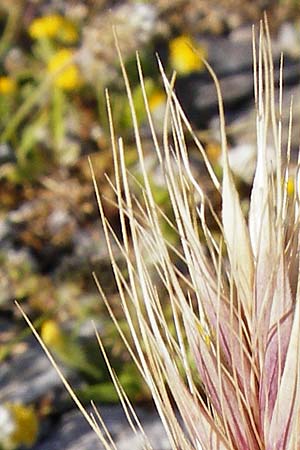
[18, 16, 300, 450]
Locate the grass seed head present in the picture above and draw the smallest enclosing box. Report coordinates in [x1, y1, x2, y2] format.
[19, 16, 300, 450]
[92, 18, 300, 450]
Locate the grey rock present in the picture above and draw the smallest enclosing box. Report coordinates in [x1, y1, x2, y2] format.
[117, 411, 172, 450]
[0, 337, 68, 404]
[0, 144, 16, 165]
[175, 70, 254, 127]
[0, 317, 15, 334]
[201, 34, 253, 76]
[47, 209, 74, 235]
[276, 22, 300, 58]
[54, 224, 117, 289]
[0, 246, 37, 307]
[32, 408, 100, 450]
[227, 82, 300, 155]
[175, 27, 300, 128]
[0, 218, 11, 243]
[32, 405, 171, 450]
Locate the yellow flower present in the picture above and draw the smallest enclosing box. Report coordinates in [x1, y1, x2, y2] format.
[148, 89, 165, 111]
[148, 88, 168, 132]
[40, 319, 101, 379]
[169, 35, 207, 75]
[47, 49, 81, 90]
[7, 403, 38, 447]
[0, 76, 16, 94]
[29, 14, 62, 39]
[206, 141, 221, 164]
[41, 319, 64, 348]
[28, 14, 78, 43]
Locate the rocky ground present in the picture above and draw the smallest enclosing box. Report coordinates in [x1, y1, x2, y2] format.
[2, 1, 300, 449]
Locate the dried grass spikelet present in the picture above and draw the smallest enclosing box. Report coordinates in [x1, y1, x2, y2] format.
[18, 16, 300, 450]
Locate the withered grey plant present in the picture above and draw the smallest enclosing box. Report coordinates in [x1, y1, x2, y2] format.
[20, 18, 300, 450]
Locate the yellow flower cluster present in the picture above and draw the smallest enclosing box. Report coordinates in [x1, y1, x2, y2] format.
[0, 76, 16, 94]
[29, 14, 78, 43]
[6, 403, 38, 447]
[169, 35, 207, 75]
[47, 49, 81, 90]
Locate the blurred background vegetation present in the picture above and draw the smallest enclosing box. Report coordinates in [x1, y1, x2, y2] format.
[1, 1, 300, 448]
